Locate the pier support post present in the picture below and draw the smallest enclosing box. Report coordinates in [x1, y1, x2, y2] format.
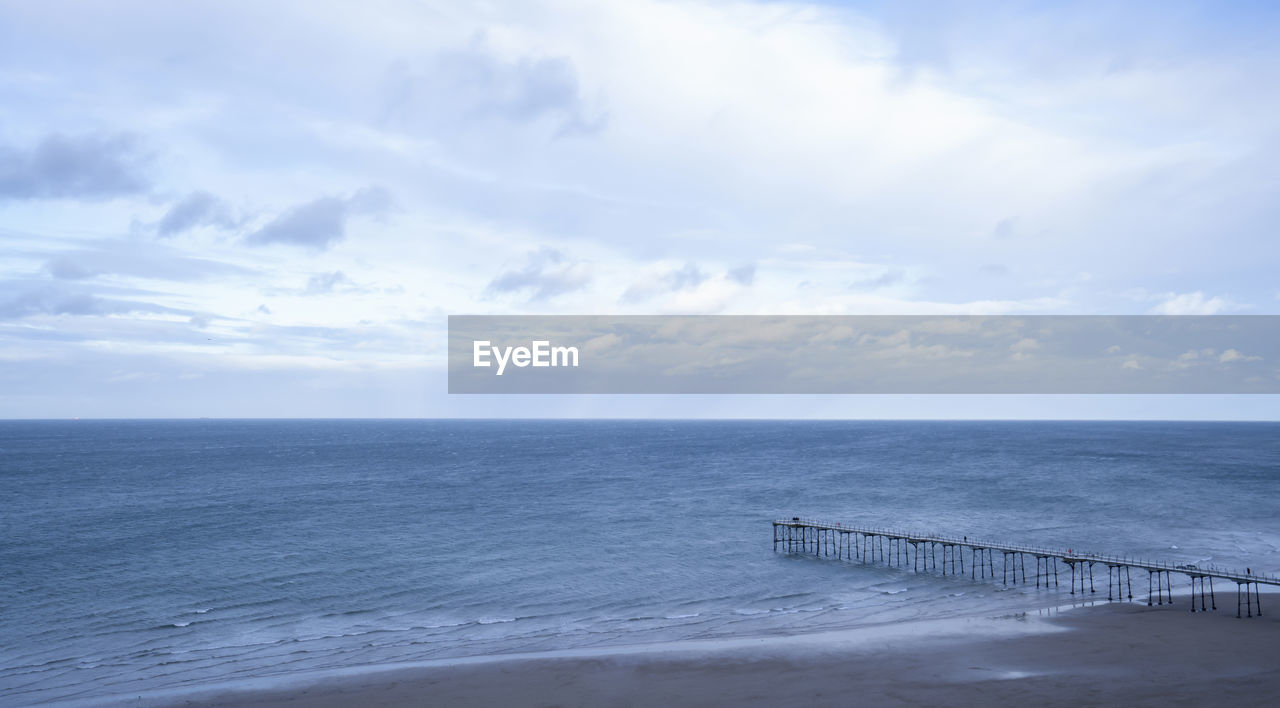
[769, 521, 1267, 623]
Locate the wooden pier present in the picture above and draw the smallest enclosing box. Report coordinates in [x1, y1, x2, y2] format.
[773, 518, 1278, 617]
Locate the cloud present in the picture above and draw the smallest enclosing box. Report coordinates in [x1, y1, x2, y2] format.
[622, 262, 707, 303]
[584, 332, 622, 354]
[246, 197, 345, 249]
[42, 240, 252, 282]
[1009, 337, 1039, 361]
[382, 38, 606, 137]
[0, 283, 182, 321]
[1219, 348, 1261, 363]
[727, 264, 756, 286]
[1151, 291, 1237, 315]
[486, 247, 592, 301]
[156, 191, 238, 236]
[992, 218, 1015, 240]
[666, 263, 706, 290]
[1168, 347, 1263, 370]
[45, 257, 98, 280]
[3, 2, 1280, 416]
[304, 271, 347, 295]
[0, 133, 149, 200]
[347, 185, 394, 214]
[245, 187, 392, 251]
[848, 269, 905, 290]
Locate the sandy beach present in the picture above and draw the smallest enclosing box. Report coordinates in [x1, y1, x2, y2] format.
[170, 599, 1280, 708]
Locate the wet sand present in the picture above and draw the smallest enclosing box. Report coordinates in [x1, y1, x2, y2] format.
[175, 601, 1280, 707]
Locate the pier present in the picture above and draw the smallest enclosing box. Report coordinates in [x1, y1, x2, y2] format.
[773, 518, 1278, 617]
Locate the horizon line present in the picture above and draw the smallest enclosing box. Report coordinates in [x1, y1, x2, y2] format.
[3, 417, 1278, 423]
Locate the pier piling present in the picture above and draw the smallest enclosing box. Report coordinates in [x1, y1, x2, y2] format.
[772, 518, 1275, 618]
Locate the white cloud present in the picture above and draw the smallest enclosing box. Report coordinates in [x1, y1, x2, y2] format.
[1009, 337, 1039, 361]
[3, 0, 1280, 416]
[1151, 291, 1237, 315]
[486, 247, 592, 302]
[1219, 348, 1261, 363]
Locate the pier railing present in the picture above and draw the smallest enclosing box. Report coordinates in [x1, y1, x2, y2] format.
[773, 517, 1276, 617]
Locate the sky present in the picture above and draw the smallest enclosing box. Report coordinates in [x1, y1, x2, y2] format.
[1, 0, 1278, 419]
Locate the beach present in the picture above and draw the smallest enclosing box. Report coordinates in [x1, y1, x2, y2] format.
[175, 600, 1280, 707]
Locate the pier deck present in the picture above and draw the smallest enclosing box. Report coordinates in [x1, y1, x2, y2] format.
[773, 517, 1278, 617]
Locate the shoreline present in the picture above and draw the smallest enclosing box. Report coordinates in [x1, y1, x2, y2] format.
[132, 599, 1280, 707]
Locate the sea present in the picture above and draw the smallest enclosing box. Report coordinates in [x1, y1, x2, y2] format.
[2, 420, 1278, 705]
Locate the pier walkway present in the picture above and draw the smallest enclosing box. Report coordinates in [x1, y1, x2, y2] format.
[773, 517, 1278, 618]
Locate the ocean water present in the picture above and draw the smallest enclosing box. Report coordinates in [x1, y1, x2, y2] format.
[2, 420, 1278, 705]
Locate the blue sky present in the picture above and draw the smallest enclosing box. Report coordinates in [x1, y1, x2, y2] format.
[1, 0, 1278, 418]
